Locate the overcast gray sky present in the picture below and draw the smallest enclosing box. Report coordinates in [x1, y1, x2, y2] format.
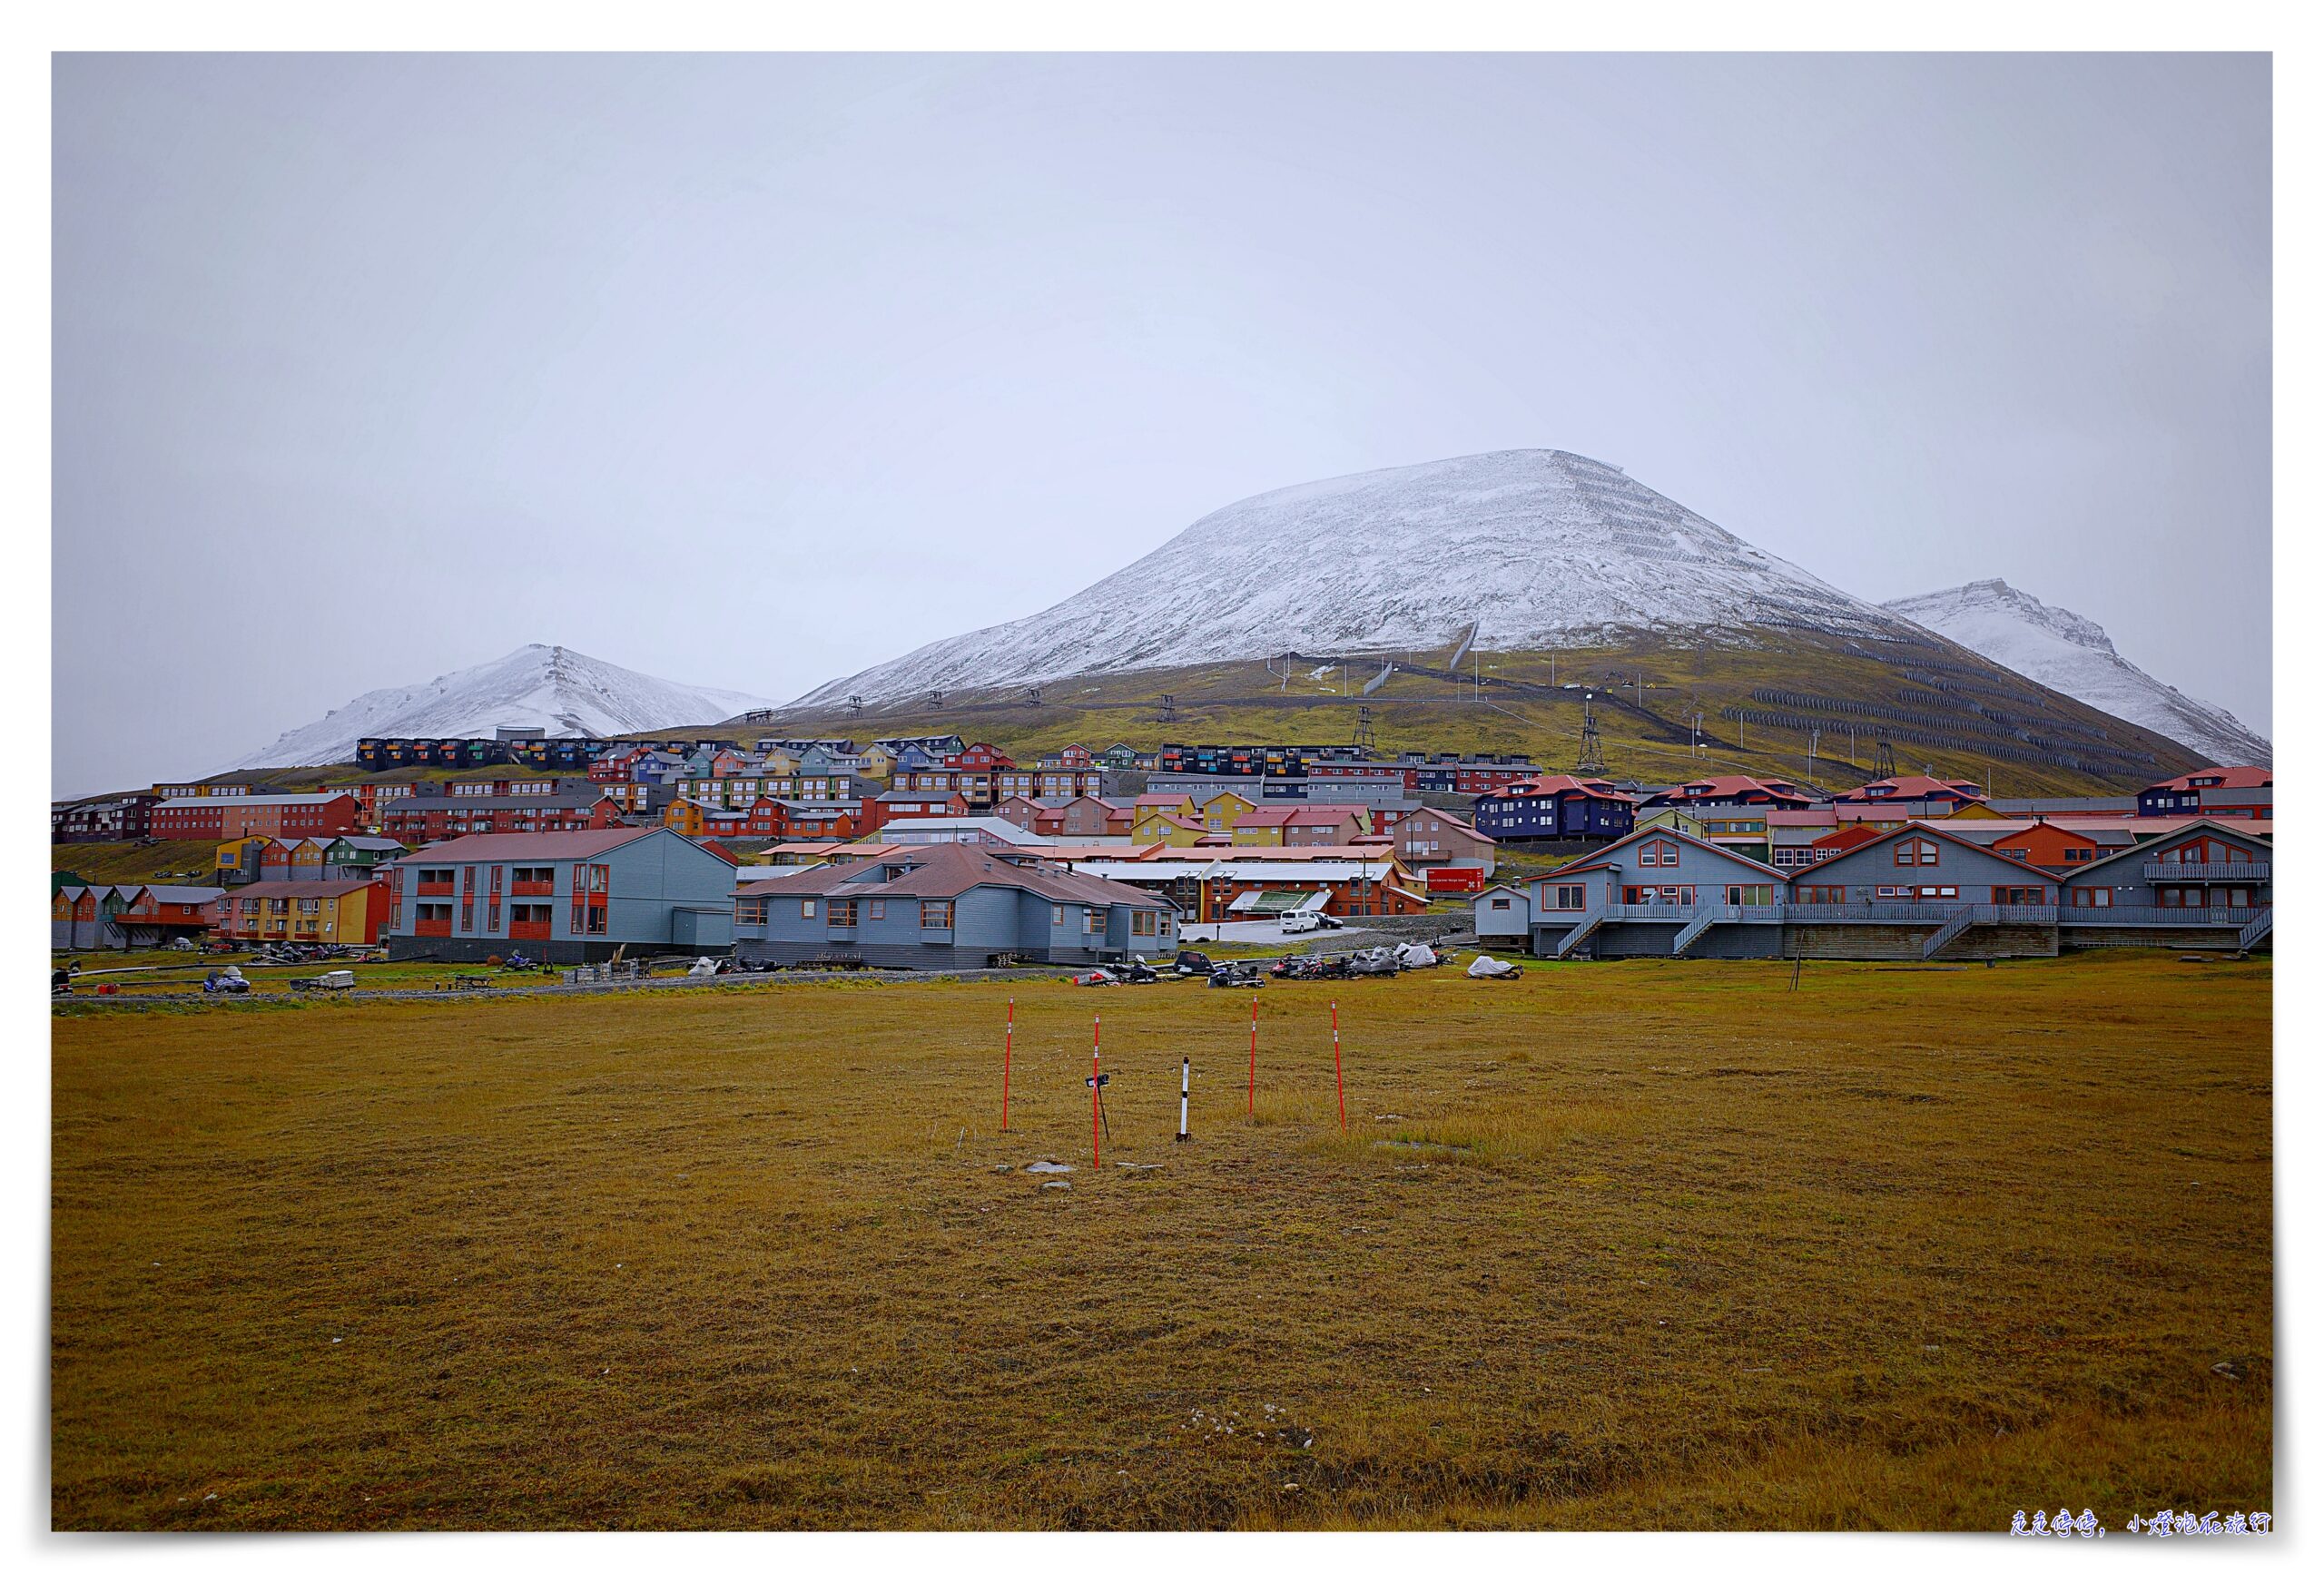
[53, 52, 2270, 797]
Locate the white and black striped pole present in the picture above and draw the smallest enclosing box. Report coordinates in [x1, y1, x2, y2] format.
[1177, 1056, 1191, 1144]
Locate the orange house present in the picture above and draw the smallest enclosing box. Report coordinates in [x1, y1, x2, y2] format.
[1984, 821, 2109, 873]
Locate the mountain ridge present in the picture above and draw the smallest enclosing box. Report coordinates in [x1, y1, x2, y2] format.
[795, 449, 1924, 706]
[217, 644, 776, 772]
[1882, 580, 2269, 769]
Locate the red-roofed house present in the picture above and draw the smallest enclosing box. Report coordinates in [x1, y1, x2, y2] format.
[2138, 766, 2271, 820]
[381, 827, 736, 962]
[1832, 775, 1985, 815]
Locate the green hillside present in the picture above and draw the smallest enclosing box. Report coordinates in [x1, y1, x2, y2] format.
[225, 626, 2207, 799]
[721, 626, 2204, 797]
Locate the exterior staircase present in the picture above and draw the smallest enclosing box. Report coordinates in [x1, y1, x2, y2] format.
[1919, 905, 1983, 960]
[1671, 906, 1732, 956]
[2239, 908, 2273, 952]
[1554, 899, 1609, 959]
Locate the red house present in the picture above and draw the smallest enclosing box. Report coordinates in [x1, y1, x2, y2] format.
[149, 792, 364, 841]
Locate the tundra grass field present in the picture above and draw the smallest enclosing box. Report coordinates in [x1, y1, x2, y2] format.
[51, 952, 2270, 1530]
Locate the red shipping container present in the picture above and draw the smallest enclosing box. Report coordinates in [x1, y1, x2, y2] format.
[1425, 866, 1486, 894]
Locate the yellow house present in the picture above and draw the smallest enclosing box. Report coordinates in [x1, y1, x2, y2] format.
[1144, 812, 1210, 848]
[1637, 807, 1708, 839]
[214, 878, 389, 945]
[1129, 795, 1198, 842]
[856, 745, 896, 782]
[1199, 790, 1256, 833]
[1231, 808, 1298, 846]
[1942, 802, 2005, 820]
[760, 748, 801, 777]
[663, 798, 708, 837]
[215, 834, 269, 875]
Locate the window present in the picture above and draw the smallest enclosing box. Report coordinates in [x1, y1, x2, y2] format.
[1724, 885, 1774, 906]
[921, 900, 952, 929]
[1489, 898, 1511, 911]
[460, 898, 473, 929]
[1991, 886, 2043, 905]
[1086, 907, 1105, 933]
[802, 899, 817, 918]
[1132, 911, 1157, 937]
[1916, 886, 1959, 900]
[1052, 905, 1066, 927]
[828, 900, 858, 929]
[487, 899, 501, 930]
[1639, 839, 1679, 868]
[586, 905, 606, 935]
[869, 900, 885, 921]
[1552, 884, 1588, 910]
[1797, 885, 1846, 904]
[2070, 888, 2110, 908]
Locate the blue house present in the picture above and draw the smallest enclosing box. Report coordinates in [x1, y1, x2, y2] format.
[2055, 819, 2270, 950]
[1787, 821, 2055, 907]
[1529, 826, 1788, 959]
[1472, 775, 1638, 844]
[380, 827, 736, 963]
[732, 842, 1177, 970]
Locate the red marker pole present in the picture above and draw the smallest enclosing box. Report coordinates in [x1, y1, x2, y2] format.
[1000, 997, 1014, 1132]
[1333, 999, 1345, 1131]
[1248, 994, 1258, 1117]
[1091, 1013, 1103, 1170]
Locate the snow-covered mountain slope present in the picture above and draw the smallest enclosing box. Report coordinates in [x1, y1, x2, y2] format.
[220, 644, 775, 771]
[795, 449, 1920, 706]
[1884, 581, 2270, 768]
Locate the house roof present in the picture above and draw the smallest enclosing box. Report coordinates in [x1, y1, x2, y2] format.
[1836, 775, 1984, 801]
[389, 829, 665, 863]
[390, 791, 602, 812]
[1787, 820, 2056, 881]
[1643, 774, 1805, 803]
[329, 835, 409, 851]
[1399, 808, 1482, 836]
[1541, 824, 1787, 880]
[1233, 807, 1303, 828]
[2142, 766, 2272, 792]
[156, 792, 354, 809]
[1133, 792, 1194, 808]
[223, 879, 380, 900]
[1495, 774, 1638, 803]
[2063, 818, 2272, 878]
[736, 843, 1165, 909]
[140, 884, 225, 903]
[1070, 856, 1410, 883]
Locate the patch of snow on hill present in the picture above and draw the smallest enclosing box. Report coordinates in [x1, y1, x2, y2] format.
[1884, 580, 2270, 767]
[219, 644, 775, 770]
[795, 449, 1915, 706]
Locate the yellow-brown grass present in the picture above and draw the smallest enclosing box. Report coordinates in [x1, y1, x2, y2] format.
[51, 951, 2270, 1529]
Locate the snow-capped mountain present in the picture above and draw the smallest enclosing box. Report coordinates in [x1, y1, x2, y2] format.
[1885, 581, 2270, 768]
[220, 644, 775, 771]
[796, 449, 1917, 705]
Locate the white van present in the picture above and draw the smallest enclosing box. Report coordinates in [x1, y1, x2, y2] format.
[1279, 910, 1322, 935]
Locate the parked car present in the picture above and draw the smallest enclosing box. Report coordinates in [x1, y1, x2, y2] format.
[1279, 911, 1321, 935]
